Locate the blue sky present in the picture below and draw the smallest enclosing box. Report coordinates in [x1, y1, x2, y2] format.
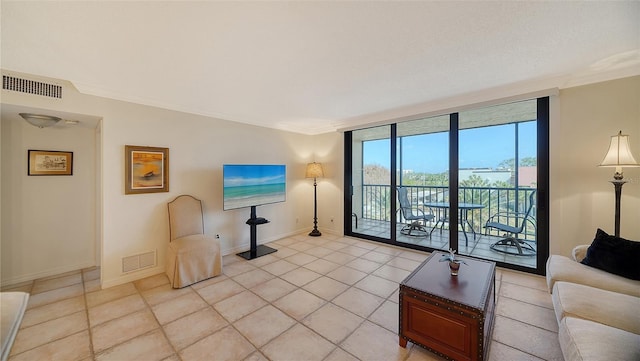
[363, 122, 537, 173]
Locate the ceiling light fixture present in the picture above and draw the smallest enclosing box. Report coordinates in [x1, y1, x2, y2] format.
[19, 113, 62, 128]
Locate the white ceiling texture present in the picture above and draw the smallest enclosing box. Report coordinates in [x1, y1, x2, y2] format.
[2, 1, 639, 135]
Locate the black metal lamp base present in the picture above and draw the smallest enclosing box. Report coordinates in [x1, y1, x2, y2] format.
[309, 229, 321, 237]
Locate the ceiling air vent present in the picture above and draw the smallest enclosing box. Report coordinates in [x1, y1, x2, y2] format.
[2, 75, 62, 99]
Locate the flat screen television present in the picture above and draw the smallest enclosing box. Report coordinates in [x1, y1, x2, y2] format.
[223, 164, 286, 211]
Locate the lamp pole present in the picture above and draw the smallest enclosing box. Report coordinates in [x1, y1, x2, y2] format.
[611, 180, 625, 237]
[309, 176, 321, 236]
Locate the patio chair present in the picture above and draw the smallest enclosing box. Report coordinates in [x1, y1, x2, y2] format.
[397, 186, 435, 237]
[485, 190, 537, 256]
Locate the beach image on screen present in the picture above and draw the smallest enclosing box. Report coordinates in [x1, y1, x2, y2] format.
[223, 164, 286, 210]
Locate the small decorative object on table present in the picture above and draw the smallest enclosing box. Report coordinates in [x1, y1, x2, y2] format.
[439, 248, 468, 276]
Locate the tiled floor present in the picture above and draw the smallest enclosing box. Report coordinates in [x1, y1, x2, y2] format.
[354, 218, 537, 268]
[3, 233, 563, 361]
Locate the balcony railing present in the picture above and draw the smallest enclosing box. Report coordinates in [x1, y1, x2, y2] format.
[358, 185, 536, 241]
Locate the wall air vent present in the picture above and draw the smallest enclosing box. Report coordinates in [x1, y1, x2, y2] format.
[2, 75, 62, 99]
[122, 250, 157, 273]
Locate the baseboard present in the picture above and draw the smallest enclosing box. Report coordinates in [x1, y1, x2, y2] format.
[1, 261, 96, 288]
[100, 265, 164, 290]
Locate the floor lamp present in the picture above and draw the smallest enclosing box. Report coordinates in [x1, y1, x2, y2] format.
[306, 162, 324, 237]
[599, 131, 639, 237]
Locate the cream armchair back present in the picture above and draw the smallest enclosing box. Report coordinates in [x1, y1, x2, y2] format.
[166, 195, 222, 288]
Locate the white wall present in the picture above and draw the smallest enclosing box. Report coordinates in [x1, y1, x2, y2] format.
[549, 76, 640, 257]
[1, 116, 97, 284]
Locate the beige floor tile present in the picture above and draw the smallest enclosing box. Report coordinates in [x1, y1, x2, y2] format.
[398, 250, 429, 261]
[405, 343, 447, 360]
[333, 287, 385, 318]
[151, 290, 208, 324]
[340, 245, 371, 257]
[89, 293, 146, 327]
[372, 265, 411, 283]
[354, 275, 399, 298]
[501, 270, 548, 292]
[323, 251, 357, 265]
[488, 341, 545, 361]
[323, 347, 360, 361]
[326, 266, 367, 285]
[341, 321, 410, 361]
[8, 330, 91, 361]
[261, 259, 299, 276]
[250, 278, 297, 302]
[223, 261, 257, 277]
[179, 325, 255, 361]
[303, 258, 341, 274]
[303, 246, 335, 258]
[244, 351, 269, 361]
[214, 290, 267, 322]
[273, 237, 297, 246]
[287, 242, 315, 252]
[27, 283, 84, 309]
[345, 258, 383, 273]
[322, 241, 348, 251]
[232, 268, 275, 289]
[10, 311, 87, 355]
[271, 246, 298, 258]
[222, 254, 242, 265]
[303, 276, 349, 301]
[262, 323, 335, 361]
[95, 329, 174, 361]
[234, 305, 296, 347]
[189, 274, 228, 290]
[82, 267, 100, 281]
[361, 251, 396, 263]
[386, 257, 422, 272]
[492, 315, 563, 360]
[134, 273, 169, 291]
[86, 282, 137, 308]
[84, 279, 101, 293]
[21, 295, 85, 328]
[273, 288, 326, 320]
[352, 240, 379, 250]
[246, 253, 279, 267]
[388, 288, 400, 303]
[302, 303, 364, 344]
[140, 283, 192, 306]
[496, 296, 558, 332]
[285, 252, 318, 266]
[91, 308, 159, 353]
[195, 278, 245, 305]
[500, 282, 554, 309]
[163, 307, 228, 351]
[280, 267, 322, 287]
[32, 273, 83, 294]
[368, 300, 398, 333]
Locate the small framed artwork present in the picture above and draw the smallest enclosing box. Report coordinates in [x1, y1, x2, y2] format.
[125, 145, 169, 194]
[28, 150, 73, 176]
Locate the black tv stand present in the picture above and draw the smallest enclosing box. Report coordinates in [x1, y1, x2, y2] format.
[236, 206, 278, 260]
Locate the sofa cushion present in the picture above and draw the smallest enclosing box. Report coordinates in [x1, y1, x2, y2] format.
[580, 229, 640, 280]
[558, 317, 640, 361]
[552, 281, 640, 334]
[546, 255, 640, 297]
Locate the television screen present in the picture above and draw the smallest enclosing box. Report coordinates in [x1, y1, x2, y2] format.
[223, 164, 286, 211]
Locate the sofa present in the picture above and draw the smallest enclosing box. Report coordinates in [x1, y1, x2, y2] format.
[546, 231, 640, 361]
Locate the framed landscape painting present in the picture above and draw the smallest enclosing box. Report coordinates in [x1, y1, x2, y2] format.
[125, 145, 169, 194]
[28, 150, 73, 176]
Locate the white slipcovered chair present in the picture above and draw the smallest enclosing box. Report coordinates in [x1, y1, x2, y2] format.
[166, 195, 222, 288]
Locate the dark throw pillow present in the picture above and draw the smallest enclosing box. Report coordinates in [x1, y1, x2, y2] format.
[580, 228, 640, 281]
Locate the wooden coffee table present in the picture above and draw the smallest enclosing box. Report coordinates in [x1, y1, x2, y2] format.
[399, 251, 496, 361]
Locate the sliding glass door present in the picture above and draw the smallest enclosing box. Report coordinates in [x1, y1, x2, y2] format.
[345, 97, 549, 274]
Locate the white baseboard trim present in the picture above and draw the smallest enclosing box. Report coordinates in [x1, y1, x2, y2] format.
[101, 265, 164, 290]
[1, 261, 96, 288]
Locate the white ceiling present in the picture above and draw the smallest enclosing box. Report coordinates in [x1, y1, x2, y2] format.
[2, 1, 639, 135]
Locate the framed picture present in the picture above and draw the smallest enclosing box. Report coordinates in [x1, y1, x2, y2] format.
[28, 150, 73, 176]
[125, 145, 169, 194]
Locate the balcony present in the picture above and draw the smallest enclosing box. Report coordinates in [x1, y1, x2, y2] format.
[351, 185, 537, 268]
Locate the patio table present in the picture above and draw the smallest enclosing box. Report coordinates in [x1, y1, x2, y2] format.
[423, 202, 485, 246]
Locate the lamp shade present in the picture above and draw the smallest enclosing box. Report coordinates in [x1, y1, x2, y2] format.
[19, 113, 61, 128]
[305, 162, 324, 178]
[599, 131, 640, 167]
